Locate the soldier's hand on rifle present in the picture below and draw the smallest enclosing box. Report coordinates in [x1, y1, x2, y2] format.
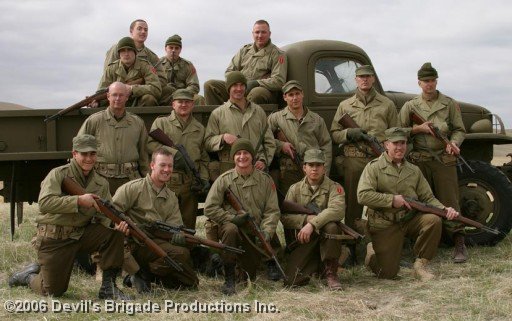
[393, 195, 412, 210]
[173, 151, 187, 172]
[77, 193, 101, 212]
[171, 233, 187, 246]
[281, 142, 296, 159]
[444, 207, 459, 220]
[114, 221, 130, 236]
[446, 142, 460, 156]
[412, 121, 435, 136]
[222, 134, 238, 145]
[254, 160, 266, 171]
[346, 128, 367, 142]
[230, 212, 251, 227]
[298, 223, 314, 244]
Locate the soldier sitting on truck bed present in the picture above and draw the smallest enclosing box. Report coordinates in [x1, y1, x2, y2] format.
[204, 19, 287, 105]
[158, 35, 205, 106]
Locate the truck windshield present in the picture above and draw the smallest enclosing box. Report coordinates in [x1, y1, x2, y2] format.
[315, 58, 361, 94]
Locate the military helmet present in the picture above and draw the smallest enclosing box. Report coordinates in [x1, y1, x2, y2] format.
[117, 37, 137, 53]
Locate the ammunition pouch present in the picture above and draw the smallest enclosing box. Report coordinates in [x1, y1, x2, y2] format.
[343, 144, 372, 158]
[279, 158, 300, 173]
[95, 162, 139, 179]
[36, 224, 81, 240]
[368, 210, 408, 229]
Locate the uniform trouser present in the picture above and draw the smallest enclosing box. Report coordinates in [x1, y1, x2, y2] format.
[335, 155, 372, 229]
[415, 160, 464, 238]
[168, 173, 199, 230]
[367, 214, 442, 279]
[105, 177, 131, 195]
[217, 222, 265, 280]
[127, 94, 158, 107]
[132, 238, 198, 289]
[204, 79, 278, 105]
[159, 87, 205, 106]
[278, 164, 303, 196]
[284, 222, 343, 286]
[30, 224, 124, 296]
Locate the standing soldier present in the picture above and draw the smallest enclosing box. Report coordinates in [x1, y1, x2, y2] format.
[281, 149, 344, 290]
[158, 35, 205, 106]
[331, 65, 398, 230]
[113, 148, 199, 293]
[204, 19, 287, 105]
[8, 135, 128, 299]
[357, 127, 459, 280]
[147, 89, 210, 230]
[79, 82, 149, 193]
[204, 139, 280, 295]
[268, 80, 332, 194]
[399, 62, 467, 263]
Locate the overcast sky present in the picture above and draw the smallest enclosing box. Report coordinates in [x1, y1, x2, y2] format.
[1, 0, 511, 127]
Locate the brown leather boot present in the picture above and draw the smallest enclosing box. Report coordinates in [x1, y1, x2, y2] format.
[323, 259, 342, 291]
[452, 234, 468, 263]
[221, 263, 236, 296]
[413, 258, 434, 281]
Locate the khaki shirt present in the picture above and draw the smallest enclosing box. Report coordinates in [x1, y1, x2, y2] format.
[331, 88, 398, 145]
[78, 108, 149, 176]
[147, 111, 209, 180]
[204, 100, 276, 164]
[399, 91, 466, 154]
[99, 58, 162, 100]
[227, 41, 287, 91]
[268, 106, 332, 174]
[37, 159, 111, 238]
[204, 168, 280, 236]
[159, 57, 200, 95]
[113, 174, 182, 227]
[282, 176, 345, 231]
[357, 153, 444, 222]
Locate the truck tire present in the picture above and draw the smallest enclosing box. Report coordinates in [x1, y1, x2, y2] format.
[458, 160, 512, 245]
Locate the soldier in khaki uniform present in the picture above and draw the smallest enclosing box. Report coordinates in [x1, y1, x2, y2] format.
[78, 82, 149, 193]
[113, 148, 199, 292]
[204, 139, 280, 295]
[158, 35, 205, 106]
[268, 80, 332, 194]
[95, 37, 161, 107]
[204, 19, 287, 105]
[399, 63, 467, 263]
[8, 135, 127, 299]
[282, 149, 344, 290]
[331, 65, 398, 229]
[147, 89, 210, 230]
[357, 127, 459, 280]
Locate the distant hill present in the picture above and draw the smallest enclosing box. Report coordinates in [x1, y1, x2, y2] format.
[0, 102, 30, 110]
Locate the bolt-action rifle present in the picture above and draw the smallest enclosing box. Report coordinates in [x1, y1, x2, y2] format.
[274, 128, 304, 171]
[338, 113, 385, 157]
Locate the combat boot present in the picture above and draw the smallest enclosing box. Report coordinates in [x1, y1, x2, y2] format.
[266, 260, 281, 281]
[98, 268, 132, 300]
[452, 234, 468, 263]
[130, 269, 152, 294]
[323, 259, 343, 291]
[8, 263, 40, 287]
[413, 258, 435, 281]
[221, 263, 236, 296]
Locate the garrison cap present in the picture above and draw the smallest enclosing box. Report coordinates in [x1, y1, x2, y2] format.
[303, 149, 326, 164]
[225, 71, 247, 90]
[282, 80, 303, 94]
[117, 37, 137, 53]
[355, 65, 375, 76]
[172, 89, 194, 101]
[385, 127, 407, 142]
[165, 34, 182, 47]
[230, 138, 255, 160]
[72, 134, 97, 152]
[418, 62, 438, 80]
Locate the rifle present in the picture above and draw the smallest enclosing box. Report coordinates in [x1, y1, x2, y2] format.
[274, 128, 304, 170]
[280, 199, 364, 240]
[403, 197, 500, 235]
[148, 128, 209, 194]
[61, 177, 183, 271]
[409, 111, 475, 173]
[44, 78, 145, 122]
[338, 113, 385, 157]
[224, 187, 287, 281]
[146, 221, 245, 254]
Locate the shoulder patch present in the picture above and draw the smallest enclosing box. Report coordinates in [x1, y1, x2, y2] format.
[336, 184, 344, 195]
[278, 55, 285, 65]
[189, 64, 196, 75]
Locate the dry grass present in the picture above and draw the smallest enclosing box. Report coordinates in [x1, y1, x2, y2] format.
[0, 202, 511, 321]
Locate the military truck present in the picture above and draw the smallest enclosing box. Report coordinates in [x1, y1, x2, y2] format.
[1, 40, 511, 245]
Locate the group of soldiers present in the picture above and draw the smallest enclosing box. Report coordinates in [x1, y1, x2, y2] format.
[9, 18, 468, 299]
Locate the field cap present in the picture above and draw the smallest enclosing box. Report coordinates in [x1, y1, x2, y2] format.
[282, 80, 303, 94]
[385, 127, 407, 142]
[172, 89, 194, 101]
[165, 34, 182, 47]
[303, 149, 326, 164]
[355, 65, 375, 76]
[72, 134, 97, 152]
[417, 62, 438, 80]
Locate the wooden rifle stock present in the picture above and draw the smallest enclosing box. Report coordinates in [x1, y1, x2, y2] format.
[338, 113, 385, 156]
[224, 187, 287, 281]
[44, 78, 145, 122]
[61, 177, 183, 271]
[274, 128, 304, 170]
[403, 197, 499, 235]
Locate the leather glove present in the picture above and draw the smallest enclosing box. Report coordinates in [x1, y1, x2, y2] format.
[171, 233, 187, 246]
[230, 213, 250, 227]
[246, 80, 260, 93]
[173, 150, 187, 172]
[346, 128, 367, 142]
